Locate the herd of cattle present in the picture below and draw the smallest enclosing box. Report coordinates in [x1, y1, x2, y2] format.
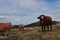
[0, 15, 53, 36]
[0, 22, 24, 36]
[0, 22, 24, 31]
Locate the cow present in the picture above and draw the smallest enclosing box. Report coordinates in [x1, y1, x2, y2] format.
[19, 24, 24, 31]
[0, 22, 11, 36]
[37, 15, 52, 32]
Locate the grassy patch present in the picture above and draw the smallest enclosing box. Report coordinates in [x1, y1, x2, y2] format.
[55, 26, 60, 30]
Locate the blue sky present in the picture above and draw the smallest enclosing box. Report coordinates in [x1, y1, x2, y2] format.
[0, 0, 60, 25]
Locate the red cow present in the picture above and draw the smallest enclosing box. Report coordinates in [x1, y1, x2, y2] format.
[19, 24, 24, 31]
[0, 22, 11, 36]
[37, 15, 52, 32]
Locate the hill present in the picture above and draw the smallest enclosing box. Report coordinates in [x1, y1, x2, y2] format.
[11, 21, 57, 28]
[25, 21, 57, 27]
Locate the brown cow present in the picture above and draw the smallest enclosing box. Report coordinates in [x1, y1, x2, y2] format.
[19, 24, 24, 31]
[0, 22, 11, 36]
[37, 15, 52, 32]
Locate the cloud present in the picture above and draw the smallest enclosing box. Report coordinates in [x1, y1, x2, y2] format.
[0, 0, 19, 13]
[0, 16, 5, 18]
[0, 0, 49, 14]
[0, 15, 8, 18]
[14, 19, 20, 22]
[18, 0, 48, 12]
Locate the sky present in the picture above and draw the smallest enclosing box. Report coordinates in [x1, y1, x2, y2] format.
[0, 0, 60, 25]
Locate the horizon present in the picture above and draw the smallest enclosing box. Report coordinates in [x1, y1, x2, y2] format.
[10, 21, 60, 25]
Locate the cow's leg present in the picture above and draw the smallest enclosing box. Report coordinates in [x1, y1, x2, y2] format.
[1, 34, 5, 36]
[22, 28, 24, 31]
[19, 28, 20, 31]
[41, 26, 44, 32]
[19, 28, 23, 31]
[19, 28, 22, 31]
[50, 24, 52, 31]
[0, 31, 5, 36]
[44, 26, 46, 32]
[47, 25, 49, 31]
[1, 32, 5, 36]
[5, 26, 11, 36]
[7, 31, 10, 36]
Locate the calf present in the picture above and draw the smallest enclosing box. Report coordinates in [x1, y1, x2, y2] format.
[19, 24, 24, 31]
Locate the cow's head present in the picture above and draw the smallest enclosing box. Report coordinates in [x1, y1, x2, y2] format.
[38, 15, 45, 24]
[37, 15, 45, 19]
[40, 15, 44, 19]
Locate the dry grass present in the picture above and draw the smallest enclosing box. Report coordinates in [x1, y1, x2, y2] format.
[0, 24, 60, 40]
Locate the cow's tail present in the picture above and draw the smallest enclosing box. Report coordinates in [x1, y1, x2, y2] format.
[50, 21, 52, 31]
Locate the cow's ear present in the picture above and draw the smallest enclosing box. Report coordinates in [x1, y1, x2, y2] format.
[37, 17, 40, 19]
